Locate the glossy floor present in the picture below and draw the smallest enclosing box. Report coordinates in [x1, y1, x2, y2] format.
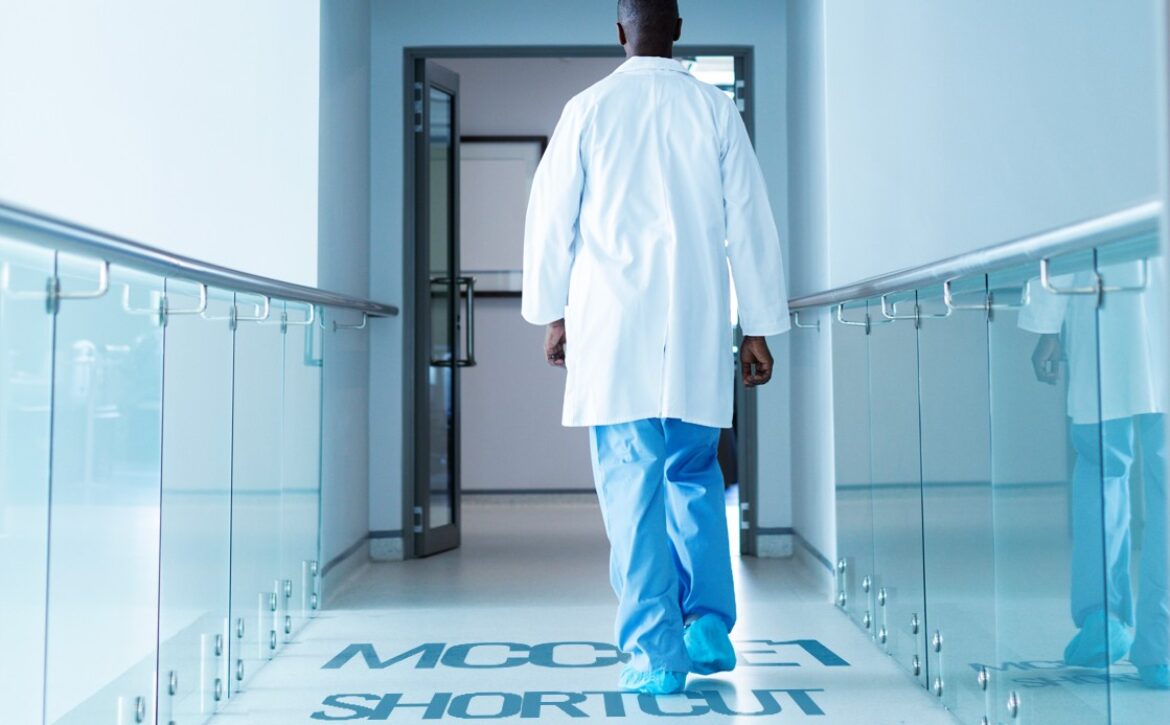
[211, 495, 952, 723]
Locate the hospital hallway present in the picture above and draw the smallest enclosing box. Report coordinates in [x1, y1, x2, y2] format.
[7, 2, 1170, 725]
[210, 496, 951, 723]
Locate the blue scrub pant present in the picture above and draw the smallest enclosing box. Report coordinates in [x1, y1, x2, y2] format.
[589, 418, 737, 674]
[1070, 413, 1169, 665]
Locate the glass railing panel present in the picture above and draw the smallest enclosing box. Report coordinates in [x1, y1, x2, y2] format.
[279, 301, 322, 634]
[0, 238, 55, 725]
[1094, 232, 1170, 714]
[866, 290, 928, 686]
[831, 299, 875, 632]
[988, 250, 1110, 724]
[229, 293, 285, 693]
[917, 278, 997, 720]
[156, 285, 235, 724]
[43, 258, 165, 724]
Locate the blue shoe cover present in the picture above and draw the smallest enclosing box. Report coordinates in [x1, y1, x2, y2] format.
[1063, 610, 1134, 667]
[684, 615, 737, 675]
[617, 666, 687, 695]
[1139, 665, 1170, 690]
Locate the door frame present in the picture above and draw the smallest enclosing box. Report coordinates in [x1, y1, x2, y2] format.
[401, 45, 759, 560]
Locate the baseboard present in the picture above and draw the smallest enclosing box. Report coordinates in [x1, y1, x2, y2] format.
[756, 532, 794, 557]
[463, 491, 598, 506]
[792, 530, 836, 600]
[320, 535, 371, 604]
[369, 532, 405, 561]
[464, 487, 596, 496]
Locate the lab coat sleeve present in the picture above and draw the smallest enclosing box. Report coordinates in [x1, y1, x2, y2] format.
[719, 98, 790, 337]
[521, 97, 586, 326]
[1018, 277, 1069, 334]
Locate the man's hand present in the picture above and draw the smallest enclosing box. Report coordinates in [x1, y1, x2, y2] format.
[1031, 333, 1062, 385]
[544, 319, 567, 368]
[741, 335, 773, 387]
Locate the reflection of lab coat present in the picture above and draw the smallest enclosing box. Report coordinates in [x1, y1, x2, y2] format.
[1018, 259, 1166, 424]
[522, 56, 789, 428]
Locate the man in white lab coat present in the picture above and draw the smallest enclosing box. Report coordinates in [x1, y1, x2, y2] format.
[521, 0, 789, 695]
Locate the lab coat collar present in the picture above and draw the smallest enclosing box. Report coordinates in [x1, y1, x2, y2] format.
[613, 56, 688, 74]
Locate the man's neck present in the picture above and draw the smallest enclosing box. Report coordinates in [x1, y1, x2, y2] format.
[625, 46, 673, 59]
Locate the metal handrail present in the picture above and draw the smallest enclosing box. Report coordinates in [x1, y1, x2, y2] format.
[788, 200, 1162, 311]
[0, 200, 399, 317]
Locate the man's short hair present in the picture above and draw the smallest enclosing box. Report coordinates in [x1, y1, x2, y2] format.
[617, 0, 680, 43]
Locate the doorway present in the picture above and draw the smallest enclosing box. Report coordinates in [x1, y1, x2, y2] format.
[402, 46, 759, 559]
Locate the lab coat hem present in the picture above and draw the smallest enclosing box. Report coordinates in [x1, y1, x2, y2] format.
[566, 411, 730, 430]
[1070, 406, 1168, 426]
[520, 305, 566, 327]
[1018, 320, 1062, 336]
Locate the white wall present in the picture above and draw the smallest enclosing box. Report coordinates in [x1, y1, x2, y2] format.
[462, 299, 595, 490]
[319, 0, 381, 579]
[0, 0, 321, 285]
[441, 57, 624, 137]
[822, 0, 1162, 286]
[785, 0, 835, 577]
[368, 0, 794, 543]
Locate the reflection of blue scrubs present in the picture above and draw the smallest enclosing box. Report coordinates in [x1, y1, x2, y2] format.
[590, 418, 736, 674]
[1070, 414, 1169, 665]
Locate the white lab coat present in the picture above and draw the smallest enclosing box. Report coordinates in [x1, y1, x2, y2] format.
[522, 56, 789, 428]
[1018, 259, 1166, 424]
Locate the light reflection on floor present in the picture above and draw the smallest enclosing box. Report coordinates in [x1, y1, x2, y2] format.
[726, 482, 741, 555]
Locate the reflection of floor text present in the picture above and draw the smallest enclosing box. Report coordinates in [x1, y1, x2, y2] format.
[969, 659, 1142, 689]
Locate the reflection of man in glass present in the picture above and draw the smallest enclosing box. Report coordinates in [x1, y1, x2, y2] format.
[1023, 259, 1168, 689]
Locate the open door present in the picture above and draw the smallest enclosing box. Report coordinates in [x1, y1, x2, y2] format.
[413, 60, 474, 557]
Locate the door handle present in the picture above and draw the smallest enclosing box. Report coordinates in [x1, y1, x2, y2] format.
[455, 275, 476, 368]
[429, 275, 477, 367]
